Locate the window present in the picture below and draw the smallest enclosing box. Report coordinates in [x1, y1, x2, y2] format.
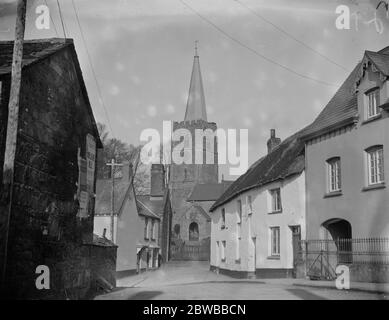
[366, 89, 380, 119]
[221, 208, 226, 229]
[327, 157, 341, 192]
[236, 238, 240, 261]
[237, 200, 242, 239]
[144, 218, 149, 240]
[270, 188, 282, 213]
[221, 241, 226, 261]
[247, 195, 253, 214]
[151, 220, 156, 240]
[189, 222, 199, 241]
[366, 146, 385, 185]
[173, 224, 180, 237]
[270, 227, 280, 257]
[237, 200, 242, 223]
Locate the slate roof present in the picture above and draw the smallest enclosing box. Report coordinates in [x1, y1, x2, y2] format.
[210, 130, 306, 212]
[136, 195, 162, 220]
[0, 38, 102, 148]
[187, 181, 234, 202]
[365, 50, 389, 76]
[91, 234, 117, 247]
[0, 38, 71, 75]
[188, 204, 212, 221]
[301, 63, 360, 140]
[301, 48, 389, 140]
[95, 178, 132, 215]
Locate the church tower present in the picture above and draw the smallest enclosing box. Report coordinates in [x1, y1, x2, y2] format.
[169, 45, 218, 254]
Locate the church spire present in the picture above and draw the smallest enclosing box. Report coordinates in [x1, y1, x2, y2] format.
[184, 41, 207, 121]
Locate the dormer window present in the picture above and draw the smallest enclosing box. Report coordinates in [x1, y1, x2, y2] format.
[365, 88, 380, 119]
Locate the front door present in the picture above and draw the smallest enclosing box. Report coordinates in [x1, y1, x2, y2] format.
[290, 225, 301, 278]
[248, 237, 256, 272]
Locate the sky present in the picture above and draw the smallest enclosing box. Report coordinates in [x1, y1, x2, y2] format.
[1, 0, 389, 179]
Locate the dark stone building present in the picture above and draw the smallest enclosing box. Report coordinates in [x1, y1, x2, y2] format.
[0, 38, 116, 299]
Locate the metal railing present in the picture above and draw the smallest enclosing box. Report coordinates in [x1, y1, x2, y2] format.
[300, 238, 389, 265]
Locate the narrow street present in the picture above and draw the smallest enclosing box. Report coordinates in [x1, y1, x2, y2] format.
[96, 261, 388, 300]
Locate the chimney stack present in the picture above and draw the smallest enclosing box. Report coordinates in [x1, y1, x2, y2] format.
[121, 162, 133, 182]
[150, 164, 165, 199]
[267, 129, 281, 154]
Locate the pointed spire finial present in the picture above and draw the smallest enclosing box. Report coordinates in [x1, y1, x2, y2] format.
[184, 43, 207, 122]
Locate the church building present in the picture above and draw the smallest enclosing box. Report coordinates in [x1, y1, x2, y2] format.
[168, 47, 226, 260]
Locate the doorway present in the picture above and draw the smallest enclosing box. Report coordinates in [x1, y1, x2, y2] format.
[248, 237, 256, 272]
[290, 225, 301, 278]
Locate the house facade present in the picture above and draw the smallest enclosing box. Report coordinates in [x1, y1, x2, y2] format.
[302, 47, 389, 241]
[209, 130, 306, 278]
[94, 163, 170, 275]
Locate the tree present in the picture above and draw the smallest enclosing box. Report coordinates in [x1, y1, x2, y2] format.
[96, 122, 150, 194]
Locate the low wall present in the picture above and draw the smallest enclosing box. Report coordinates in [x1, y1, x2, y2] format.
[210, 265, 293, 279]
[86, 237, 117, 298]
[349, 264, 389, 283]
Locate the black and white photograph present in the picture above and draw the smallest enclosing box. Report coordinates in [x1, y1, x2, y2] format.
[0, 0, 389, 305]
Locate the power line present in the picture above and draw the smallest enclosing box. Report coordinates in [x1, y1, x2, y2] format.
[233, 0, 349, 72]
[71, 0, 116, 138]
[178, 0, 340, 88]
[56, 0, 66, 38]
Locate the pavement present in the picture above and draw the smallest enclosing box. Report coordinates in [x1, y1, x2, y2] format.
[95, 261, 389, 300]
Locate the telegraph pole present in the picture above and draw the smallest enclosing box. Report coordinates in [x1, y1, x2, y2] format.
[106, 159, 122, 242]
[1, 0, 27, 285]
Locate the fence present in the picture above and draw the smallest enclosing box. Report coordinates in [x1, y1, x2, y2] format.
[298, 238, 389, 280]
[170, 239, 210, 261]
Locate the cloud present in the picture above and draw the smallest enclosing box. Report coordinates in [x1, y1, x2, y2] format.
[313, 99, 323, 113]
[115, 114, 131, 129]
[259, 112, 268, 122]
[115, 62, 125, 72]
[165, 104, 175, 114]
[109, 85, 120, 96]
[181, 92, 188, 103]
[206, 71, 218, 84]
[130, 75, 141, 85]
[0, 1, 17, 18]
[242, 116, 253, 128]
[58, 0, 334, 22]
[254, 71, 267, 89]
[147, 105, 157, 117]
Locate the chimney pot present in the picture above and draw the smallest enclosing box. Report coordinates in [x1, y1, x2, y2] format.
[267, 129, 281, 154]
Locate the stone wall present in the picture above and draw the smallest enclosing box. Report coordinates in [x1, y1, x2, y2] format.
[87, 241, 117, 297]
[0, 44, 103, 299]
[169, 119, 218, 256]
